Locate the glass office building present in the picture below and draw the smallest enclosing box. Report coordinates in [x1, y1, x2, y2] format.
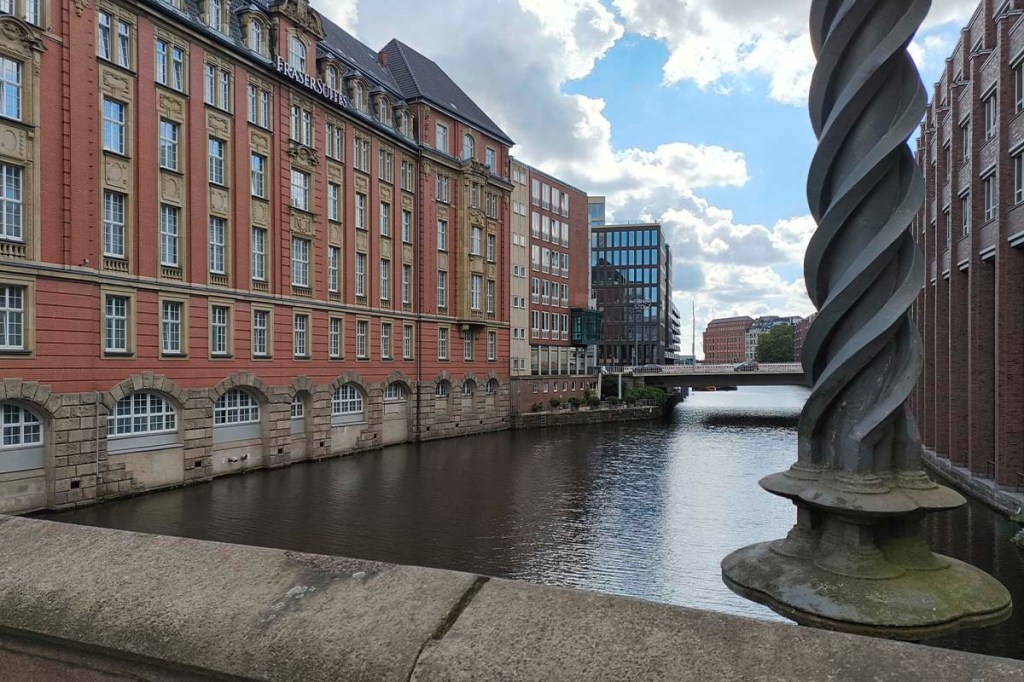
[590, 223, 674, 365]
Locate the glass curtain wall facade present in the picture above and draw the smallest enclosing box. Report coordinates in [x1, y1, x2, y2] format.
[591, 223, 671, 365]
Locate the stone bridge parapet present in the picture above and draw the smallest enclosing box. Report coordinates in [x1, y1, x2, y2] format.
[0, 516, 1020, 681]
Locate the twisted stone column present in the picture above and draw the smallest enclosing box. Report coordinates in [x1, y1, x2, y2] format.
[721, 0, 1011, 639]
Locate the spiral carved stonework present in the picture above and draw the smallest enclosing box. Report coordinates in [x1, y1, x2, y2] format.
[721, 0, 1011, 640]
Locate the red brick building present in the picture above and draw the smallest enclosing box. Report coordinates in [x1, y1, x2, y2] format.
[702, 316, 753, 364]
[912, 0, 1024, 494]
[510, 164, 593, 412]
[0, 0, 513, 513]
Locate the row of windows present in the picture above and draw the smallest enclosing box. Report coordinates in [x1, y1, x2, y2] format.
[1, 374, 502, 448]
[530, 245, 570, 277]
[530, 311, 571, 341]
[530, 213, 570, 246]
[592, 230, 661, 249]
[530, 179, 570, 217]
[2, 283, 501, 365]
[932, 147, 1024, 249]
[433, 270, 497, 315]
[97, 4, 415, 139]
[529, 278, 570, 307]
[435, 328, 499, 362]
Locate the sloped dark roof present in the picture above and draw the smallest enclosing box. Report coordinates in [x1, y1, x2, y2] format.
[381, 39, 513, 145]
[319, 16, 403, 97]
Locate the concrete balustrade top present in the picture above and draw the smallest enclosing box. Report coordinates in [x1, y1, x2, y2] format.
[1, 516, 1022, 680]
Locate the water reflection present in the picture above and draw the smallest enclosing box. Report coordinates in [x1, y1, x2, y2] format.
[39, 386, 1024, 660]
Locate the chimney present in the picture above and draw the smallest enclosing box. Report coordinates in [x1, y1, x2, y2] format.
[378, 50, 388, 67]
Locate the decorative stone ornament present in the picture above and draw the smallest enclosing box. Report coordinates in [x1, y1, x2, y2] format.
[721, 0, 1011, 640]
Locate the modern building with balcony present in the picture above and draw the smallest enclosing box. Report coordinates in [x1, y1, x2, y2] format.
[0, 0, 515, 513]
[912, 0, 1024, 495]
[591, 222, 673, 366]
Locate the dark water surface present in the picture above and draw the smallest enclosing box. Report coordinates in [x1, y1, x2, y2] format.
[41, 386, 1024, 660]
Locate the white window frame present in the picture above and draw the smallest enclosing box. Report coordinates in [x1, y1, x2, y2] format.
[210, 305, 229, 356]
[214, 389, 259, 425]
[0, 285, 23, 350]
[293, 313, 308, 357]
[356, 319, 368, 358]
[108, 393, 177, 437]
[291, 237, 310, 288]
[208, 217, 226, 275]
[159, 204, 179, 267]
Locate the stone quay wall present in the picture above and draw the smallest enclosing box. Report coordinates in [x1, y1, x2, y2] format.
[0, 516, 1021, 681]
[0, 372, 510, 516]
[923, 447, 1024, 517]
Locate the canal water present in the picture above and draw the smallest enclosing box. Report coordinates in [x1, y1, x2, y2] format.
[40, 386, 1024, 660]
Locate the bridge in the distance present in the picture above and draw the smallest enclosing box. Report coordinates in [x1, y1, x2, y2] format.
[603, 363, 810, 389]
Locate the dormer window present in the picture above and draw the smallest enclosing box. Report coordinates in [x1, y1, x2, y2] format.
[247, 17, 267, 57]
[352, 82, 365, 112]
[376, 97, 390, 125]
[397, 111, 410, 137]
[325, 65, 339, 90]
[462, 133, 475, 161]
[289, 36, 306, 73]
[206, 0, 226, 32]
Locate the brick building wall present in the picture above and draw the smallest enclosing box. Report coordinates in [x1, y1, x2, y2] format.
[0, 0, 515, 514]
[913, 0, 1024, 490]
[702, 317, 753, 364]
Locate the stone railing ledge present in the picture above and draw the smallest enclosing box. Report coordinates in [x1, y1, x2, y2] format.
[0, 516, 1022, 681]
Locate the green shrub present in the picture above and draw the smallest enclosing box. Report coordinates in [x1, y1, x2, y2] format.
[549, 398, 562, 409]
[608, 397, 621, 407]
[588, 395, 601, 407]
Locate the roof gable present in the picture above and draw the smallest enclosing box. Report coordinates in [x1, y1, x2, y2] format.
[381, 39, 512, 146]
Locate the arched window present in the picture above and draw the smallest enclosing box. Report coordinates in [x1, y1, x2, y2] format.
[289, 36, 307, 72]
[461, 380, 475, 396]
[325, 65, 338, 90]
[435, 381, 450, 399]
[462, 133, 475, 160]
[397, 111, 410, 137]
[333, 384, 364, 415]
[1, 402, 44, 474]
[2, 403, 42, 447]
[384, 383, 407, 401]
[486, 379, 499, 395]
[376, 98, 390, 125]
[109, 392, 177, 436]
[214, 389, 260, 425]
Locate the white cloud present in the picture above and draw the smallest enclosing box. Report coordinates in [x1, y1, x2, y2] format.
[610, 0, 979, 106]
[328, 0, 945, 358]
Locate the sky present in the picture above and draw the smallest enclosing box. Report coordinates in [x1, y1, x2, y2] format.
[318, 0, 981, 358]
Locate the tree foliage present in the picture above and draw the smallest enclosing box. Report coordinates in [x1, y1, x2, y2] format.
[755, 324, 796, 363]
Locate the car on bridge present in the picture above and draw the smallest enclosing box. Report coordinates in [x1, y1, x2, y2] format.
[733, 360, 759, 372]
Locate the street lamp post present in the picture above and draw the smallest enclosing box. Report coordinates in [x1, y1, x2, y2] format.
[721, 0, 1010, 640]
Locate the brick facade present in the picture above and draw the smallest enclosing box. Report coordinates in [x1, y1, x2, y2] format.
[702, 316, 753, 364]
[914, 0, 1024, 490]
[0, 0, 516, 513]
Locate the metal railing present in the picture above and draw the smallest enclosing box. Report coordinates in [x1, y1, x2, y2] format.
[599, 363, 805, 376]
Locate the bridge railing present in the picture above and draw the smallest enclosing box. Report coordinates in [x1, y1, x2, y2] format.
[601, 363, 805, 376]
